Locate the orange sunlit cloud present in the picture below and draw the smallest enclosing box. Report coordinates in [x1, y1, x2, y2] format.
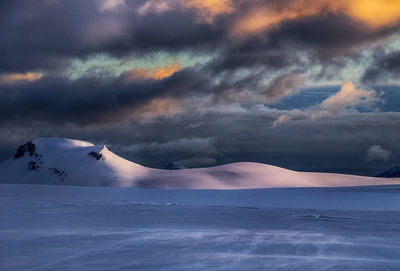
[231, 0, 400, 37]
[136, 0, 400, 30]
[122, 63, 182, 83]
[182, 0, 234, 23]
[0, 72, 42, 84]
[347, 0, 400, 27]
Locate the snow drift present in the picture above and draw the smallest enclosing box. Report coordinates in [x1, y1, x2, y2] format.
[0, 137, 399, 189]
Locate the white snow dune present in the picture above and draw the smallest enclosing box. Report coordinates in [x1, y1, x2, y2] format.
[0, 137, 399, 189]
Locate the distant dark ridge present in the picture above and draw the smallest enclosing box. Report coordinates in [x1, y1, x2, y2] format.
[376, 166, 400, 178]
[166, 162, 185, 170]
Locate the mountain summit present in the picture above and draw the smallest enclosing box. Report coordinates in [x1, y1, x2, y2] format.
[0, 138, 399, 189]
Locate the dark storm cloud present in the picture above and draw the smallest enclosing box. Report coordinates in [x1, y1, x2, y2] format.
[0, 68, 210, 125]
[211, 12, 400, 73]
[130, 11, 224, 51]
[272, 13, 399, 60]
[209, 38, 293, 72]
[362, 51, 400, 83]
[0, 0, 223, 73]
[211, 71, 304, 105]
[0, 66, 301, 127]
[2, 0, 400, 74]
[263, 73, 304, 102]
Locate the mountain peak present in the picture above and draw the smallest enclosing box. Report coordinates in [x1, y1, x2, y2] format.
[14, 141, 36, 159]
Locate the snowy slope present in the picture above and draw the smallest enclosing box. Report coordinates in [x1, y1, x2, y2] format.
[0, 137, 399, 189]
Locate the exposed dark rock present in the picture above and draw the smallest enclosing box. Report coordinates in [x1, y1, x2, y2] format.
[166, 162, 185, 170]
[28, 161, 39, 170]
[14, 141, 36, 159]
[48, 167, 67, 177]
[88, 151, 103, 161]
[376, 166, 400, 178]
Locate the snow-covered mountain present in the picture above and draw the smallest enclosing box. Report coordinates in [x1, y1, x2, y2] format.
[0, 137, 399, 189]
[376, 166, 400, 178]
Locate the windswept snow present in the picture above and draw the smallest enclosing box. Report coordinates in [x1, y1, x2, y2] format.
[0, 137, 399, 189]
[1, 184, 400, 271]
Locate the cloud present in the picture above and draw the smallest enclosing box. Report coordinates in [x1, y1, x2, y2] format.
[273, 110, 301, 127]
[231, 1, 319, 38]
[137, 0, 175, 16]
[364, 145, 393, 162]
[182, 0, 234, 23]
[121, 63, 182, 82]
[178, 156, 218, 167]
[362, 50, 400, 83]
[98, 0, 126, 11]
[0, 68, 211, 126]
[348, 0, 400, 28]
[140, 137, 218, 154]
[2, 0, 399, 76]
[117, 136, 219, 167]
[0, 0, 399, 89]
[231, 0, 400, 38]
[264, 73, 304, 103]
[210, 13, 399, 74]
[133, 97, 183, 121]
[273, 82, 381, 126]
[137, 0, 234, 23]
[209, 71, 305, 106]
[0, 1, 222, 73]
[320, 82, 380, 114]
[0, 72, 42, 84]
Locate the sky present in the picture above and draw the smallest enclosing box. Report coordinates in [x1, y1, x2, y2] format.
[1, 0, 400, 176]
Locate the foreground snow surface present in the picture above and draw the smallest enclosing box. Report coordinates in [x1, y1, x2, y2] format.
[1, 184, 400, 270]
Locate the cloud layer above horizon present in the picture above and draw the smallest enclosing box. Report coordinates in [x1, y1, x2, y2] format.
[1, 0, 400, 175]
